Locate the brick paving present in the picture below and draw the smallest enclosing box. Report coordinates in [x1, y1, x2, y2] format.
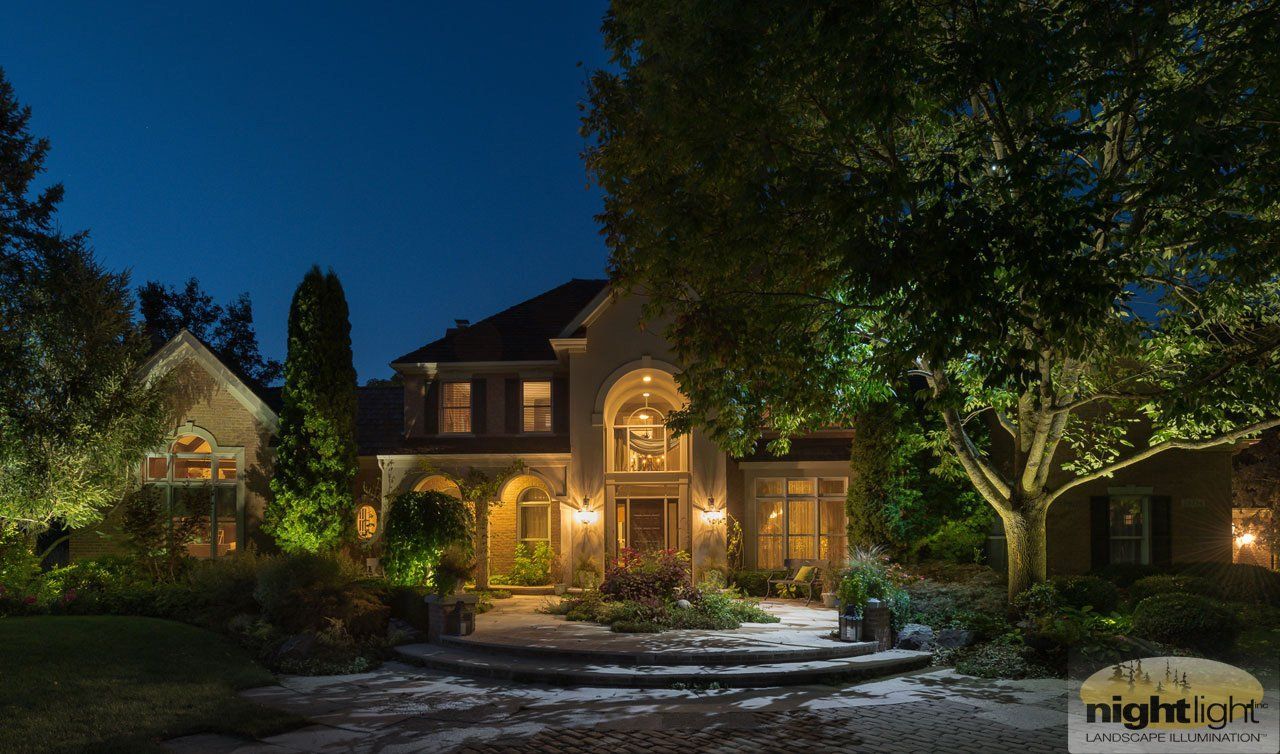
[457, 700, 1066, 754]
[171, 664, 1070, 753]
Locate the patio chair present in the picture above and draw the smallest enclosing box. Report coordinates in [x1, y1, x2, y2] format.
[767, 559, 829, 606]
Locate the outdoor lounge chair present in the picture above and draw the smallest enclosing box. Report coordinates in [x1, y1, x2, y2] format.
[767, 558, 828, 606]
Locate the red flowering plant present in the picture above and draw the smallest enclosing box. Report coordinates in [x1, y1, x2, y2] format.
[600, 548, 693, 602]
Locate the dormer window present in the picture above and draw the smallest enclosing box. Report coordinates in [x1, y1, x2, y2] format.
[440, 382, 472, 434]
[522, 380, 552, 432]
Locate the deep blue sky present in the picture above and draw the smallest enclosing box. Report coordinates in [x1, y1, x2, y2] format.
[3, 3, 612, 381]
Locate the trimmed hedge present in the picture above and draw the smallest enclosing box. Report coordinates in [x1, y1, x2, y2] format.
[1176, 562, 1280, 606]
[1089, 563, 1165, 588]
[1131, 592, 1239, 654]
[1053, 575, 1119, 613]
[1127, 574, 1214, 606]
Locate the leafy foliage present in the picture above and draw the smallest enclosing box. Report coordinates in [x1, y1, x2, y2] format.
[549, 582, 778, 633]
[138, 278, 281, 389]
[265, 266, 358, 553]
[380, 490, 474, 589]
[0, 71, 169, 532]
[1132, 592, 1240, 654]
[585, 0, 1280, 596]
[600, 548, 692, 602]
[1053, 575, 1120, 614]
[1127, 574, 1215, 606]
[121, 486, 206, 581]
[508, 542, 555, 586]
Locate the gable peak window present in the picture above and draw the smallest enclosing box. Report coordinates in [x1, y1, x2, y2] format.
[522, 380, 552, 433]
[440, 381, 472, 434]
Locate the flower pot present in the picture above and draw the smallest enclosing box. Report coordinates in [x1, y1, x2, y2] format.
[821, 591, 838, 608]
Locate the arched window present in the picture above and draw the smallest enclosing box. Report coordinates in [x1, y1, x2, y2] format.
[517, 486, 551, 547]
[412, 475, 461, 498]
[610, 393, 682, 472]
[141, 431, 241, 559]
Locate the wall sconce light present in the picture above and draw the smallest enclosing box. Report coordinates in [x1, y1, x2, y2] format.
[574, 498, 599, 526]
[701, 497, 726, 525]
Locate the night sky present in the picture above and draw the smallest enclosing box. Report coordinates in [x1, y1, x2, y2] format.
[2, 3, 612, 381]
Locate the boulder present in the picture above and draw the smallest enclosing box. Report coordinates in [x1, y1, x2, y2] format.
[935, 627, 976, 648]
[895, 623, 935, 651]
[675, 599, 693, 609]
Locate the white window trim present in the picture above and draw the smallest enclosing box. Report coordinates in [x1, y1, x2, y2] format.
[1109, 496, 1152, 565]
[517, 489, 552, 545]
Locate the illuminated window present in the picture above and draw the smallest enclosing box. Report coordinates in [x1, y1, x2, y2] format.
[141, 432, 241, 559]
[754, 477, 848, 568]
[356, 505, 379, 541]
[440, 382, 472, 433]
[522, 381, 552, 433]
[610, 394, 682, 472]
[517, 487, 551, 546]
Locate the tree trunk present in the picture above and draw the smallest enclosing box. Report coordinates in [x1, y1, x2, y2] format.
[1003, 506, 1048, 602]
[474, 500, 490, 590]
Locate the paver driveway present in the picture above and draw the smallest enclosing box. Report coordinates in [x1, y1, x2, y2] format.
[167, 665, 1069, 753]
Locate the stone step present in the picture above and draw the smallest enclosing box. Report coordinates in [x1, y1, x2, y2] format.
[441, 634, 881, 666]
[393, 643, 932, 689]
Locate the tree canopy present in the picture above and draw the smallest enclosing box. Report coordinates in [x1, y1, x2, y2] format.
[139, 278, 281, 389]
[0, 68, 169, 532]
[265, 266, 358, 553]
[584, 1, 1280, 595]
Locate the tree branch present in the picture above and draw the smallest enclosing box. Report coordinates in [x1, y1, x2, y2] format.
[1048, 417, 1280, 504]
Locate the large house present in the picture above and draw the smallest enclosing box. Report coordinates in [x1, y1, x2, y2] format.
[71, 279, 1238, 581]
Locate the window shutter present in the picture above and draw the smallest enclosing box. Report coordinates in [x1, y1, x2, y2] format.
[552, 376, 569, 433]
[1150, 495, 1173, 567]
[471, 377, 487, 435]
[504, 378, 520, 433]
[424, 380, 439, 436]
[1090, 496, 1110, 570]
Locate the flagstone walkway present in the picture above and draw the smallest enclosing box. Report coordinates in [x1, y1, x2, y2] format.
[166, 665, 1070, 753]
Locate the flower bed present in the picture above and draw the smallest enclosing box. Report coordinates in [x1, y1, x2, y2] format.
[545, 548, 778, 633]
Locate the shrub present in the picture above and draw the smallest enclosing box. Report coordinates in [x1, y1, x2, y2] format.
[1013, 582, 1062, 620]
[252, 553, 387, 639]
[1127, 574, 1215, 606]
[728, 569, 778, 597]
[508, 542, 555, 586]
[600, 548, 691, 601]
[906, 566, 1009, 637]
[381, 490, 473, 588]
[916, 508, 995, 564]
[1054, 575, 1120, 614]
[956, 639, 1055, 679]
[1090, 563, 1164, 588]
[1131, 593, 1240, 654]
[1176, 562, 1280, 606]
[836, 550, 911, 629]
[432, 545, 474, 597]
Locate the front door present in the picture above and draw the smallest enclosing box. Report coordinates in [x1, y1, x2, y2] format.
[618, 497, 678, 552]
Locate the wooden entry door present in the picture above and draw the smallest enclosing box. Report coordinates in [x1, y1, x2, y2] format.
[619, 497, 678, 552]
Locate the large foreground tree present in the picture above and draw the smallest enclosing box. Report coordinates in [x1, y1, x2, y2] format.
[0, 68, 169, 535]
[265, 267, 358, 553]
[584, 1, 1280, 597]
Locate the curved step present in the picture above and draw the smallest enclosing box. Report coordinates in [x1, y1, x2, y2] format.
[394, 643, 932, 689]
[441, 634, 880, 666]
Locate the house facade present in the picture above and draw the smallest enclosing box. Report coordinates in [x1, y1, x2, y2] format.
[82, 278, 1238, 581]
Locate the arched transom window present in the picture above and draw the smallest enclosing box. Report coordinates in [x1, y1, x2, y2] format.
[142, 431, 241, 559]
[611, 393, 682, 472]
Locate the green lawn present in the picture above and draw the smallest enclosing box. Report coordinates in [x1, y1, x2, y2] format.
[0, 615, 301, 753]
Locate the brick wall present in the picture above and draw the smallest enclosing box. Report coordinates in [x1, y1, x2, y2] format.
[70, 354, 276, 560]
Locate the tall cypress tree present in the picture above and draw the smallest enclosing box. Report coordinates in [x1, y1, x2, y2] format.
[265, 266, 358, 553]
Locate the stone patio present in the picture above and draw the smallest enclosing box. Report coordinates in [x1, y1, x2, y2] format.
[165, 665, 1070, 753]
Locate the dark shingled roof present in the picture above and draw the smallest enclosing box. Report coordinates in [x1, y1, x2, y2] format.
[392, 278, 609, 365]
[355, 385, 405, 455]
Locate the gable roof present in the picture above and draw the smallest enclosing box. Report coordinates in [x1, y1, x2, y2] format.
[141, 329, 280, 431]
[392, 278, 609, 366]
